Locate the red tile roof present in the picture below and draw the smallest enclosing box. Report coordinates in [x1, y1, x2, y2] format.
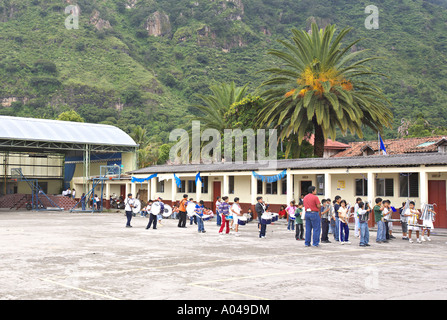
[333, 136, 446, 157]
[306, 134, 351, 150]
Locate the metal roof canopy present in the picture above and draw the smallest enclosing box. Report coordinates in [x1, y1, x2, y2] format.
[0, 115, 138, 153]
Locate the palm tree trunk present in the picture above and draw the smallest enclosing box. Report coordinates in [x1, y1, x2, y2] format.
[313, 118, 325, 158]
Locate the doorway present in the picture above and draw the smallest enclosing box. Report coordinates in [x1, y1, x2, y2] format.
[213, 181, 221, 213]
[428, 180, 446, 228]
[300, 181, 312, 196]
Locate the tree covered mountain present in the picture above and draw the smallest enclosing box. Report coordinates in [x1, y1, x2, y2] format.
[1, 0, 447, 145]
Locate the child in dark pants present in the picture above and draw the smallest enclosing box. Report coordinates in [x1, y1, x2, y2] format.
[295, 204, 304, 240]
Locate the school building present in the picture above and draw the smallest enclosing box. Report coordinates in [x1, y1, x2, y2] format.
[0, 115, 138, 210]
[126, 137, 447, 229]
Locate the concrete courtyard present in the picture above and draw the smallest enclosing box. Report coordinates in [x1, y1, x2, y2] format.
[1, 210, 446, 300]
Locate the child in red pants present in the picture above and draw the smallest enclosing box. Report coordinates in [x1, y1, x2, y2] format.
[218, 196, 231, 234]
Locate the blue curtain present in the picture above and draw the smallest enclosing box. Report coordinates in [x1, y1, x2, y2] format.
[64, 163, 76, 190]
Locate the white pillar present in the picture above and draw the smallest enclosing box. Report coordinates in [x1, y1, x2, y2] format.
[325, 172, 332, 200]
[286, 169, 293, 204]
[150, 178, 156, 200]
[196, 175, 202, 202]
[367, 171, 375, 204]
[147, 181, 151, 201]
[171, 178, 177, 203]
[105, 181, 111, 199]
[251, 173, 257, 205]
[125, 182, 131, 197]
[223, 174, 229, 197]
[420, 169, 428, 206]
[131, 181, 136, 198]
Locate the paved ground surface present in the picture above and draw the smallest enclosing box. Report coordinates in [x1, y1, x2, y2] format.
[1, 210, 446, 300]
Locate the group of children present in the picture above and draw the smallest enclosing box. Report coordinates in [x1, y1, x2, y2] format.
[278, 196, 437, 247]
[127, 190, 437, 245]
[139, 197, 214, 233]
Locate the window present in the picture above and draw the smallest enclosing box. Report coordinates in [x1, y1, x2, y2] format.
[177, 180, 186, 193]
[257, 180, 263, 194]
[229, 176, 234, 194]
[355, 179, 368, 196]
[201, 176, 208, 194]
[376, 178, 394, 197]
[266, 181, 278, 195]
[188, 180, 196, 193]
[316, 174, 325, 195]
[281, 178, 287, 195]
[156, 180, 164, 193]
[399, 173, 419, 198]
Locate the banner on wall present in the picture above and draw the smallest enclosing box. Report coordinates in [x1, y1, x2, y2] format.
[252, 169, 287, 183]
[131, 173, 158, 183]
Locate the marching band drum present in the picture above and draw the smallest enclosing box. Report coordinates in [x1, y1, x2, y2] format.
[162, 204, 173, 218]
[150, 201, 162, 215]
[186, 202, 197, 218]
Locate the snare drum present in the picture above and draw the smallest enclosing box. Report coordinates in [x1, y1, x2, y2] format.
[261, 214, 272, 225]
[202, 214, 213, 221]
[272, 213, 279, 222]
[238, 215, 247, 226]
[225, 215, 233, 221]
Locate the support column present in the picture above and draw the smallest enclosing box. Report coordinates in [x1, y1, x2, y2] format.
[105, 181, 111, 209]
[171, 178, 177, 204]
[196, 175, 202, 202]
[251, 173, 257, 205]
[325, 172, 332, 200]
[147, 181, 151, 201]
[131, 181, 136, 198]
[367, 171, 375, 205]
[223, 174, 229, 197]
[286, 169, 293, 204]
[150, 178, 156, 200]
[420, 169, 428, 206]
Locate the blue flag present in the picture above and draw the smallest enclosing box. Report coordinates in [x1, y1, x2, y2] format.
[174, 173, 182, 188]
[195, 172, 202, 185]
[379, 133, 387, 155]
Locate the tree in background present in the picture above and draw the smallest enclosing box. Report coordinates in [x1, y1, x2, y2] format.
[56, 110, 85, 122]
[258, 23, 393, 158]
[193, 81, 249, 132]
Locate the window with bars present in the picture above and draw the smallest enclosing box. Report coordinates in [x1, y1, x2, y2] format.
[376, 178, 394, 197]
[177, 180, 186, 193]
[355, 179, 368, 196]
[188, 180, 196, 193]
[266, 181, 278, 194]
[156, 180, 165, 193]
[399, 173, 419, 198]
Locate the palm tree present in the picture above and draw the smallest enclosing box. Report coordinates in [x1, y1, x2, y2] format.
[258, 23, 393, 158]
[193, 81, 249, 132]
[130, 125, 148, 148]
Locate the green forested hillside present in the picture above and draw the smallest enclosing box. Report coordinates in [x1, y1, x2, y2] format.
[1, 0, 447, 145]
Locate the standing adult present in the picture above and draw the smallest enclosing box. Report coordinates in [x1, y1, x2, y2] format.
[178, 194, 188, 228]
[124, 193, 135, 228]
[303, 186, 322, 247]
[80, 193, 86, 211]
[215, 196, 222, 226]
[255, 196, 268, 239]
